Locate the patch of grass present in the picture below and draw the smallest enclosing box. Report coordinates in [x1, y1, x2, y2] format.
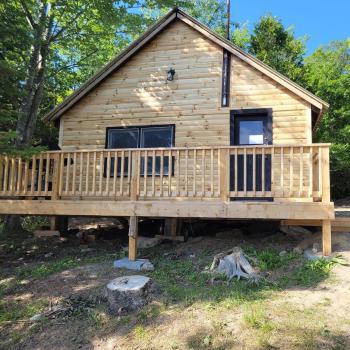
[149, 252, 276, 307]
[244, 245, 297, 271]
[289, 257, 338, 287]
[137, 304, 164, 324]
[88, 308, 109, 329]
[243, 304, 274, 333]
[16, 253, 120, 279]
[21, 216, 49, 232]
[0, 299, 48, 324]
[134, 325, 150, 342]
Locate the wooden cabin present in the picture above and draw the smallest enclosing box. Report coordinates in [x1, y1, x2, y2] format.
[0, 8, 333, 259]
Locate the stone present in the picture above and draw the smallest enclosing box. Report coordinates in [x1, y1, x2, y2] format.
[44, 252, 53, 258]
[304, 249, 330, 261]
[280, 225, 312, 238]
[30, 313, 44, 322]
[312, 243, 320, 253]
[293, 246, 303, 254]
[105, 275, 152, 313]
[279, 250, 287, 257]
[114, 257, 154, 271]
[137, 236, 160, 249]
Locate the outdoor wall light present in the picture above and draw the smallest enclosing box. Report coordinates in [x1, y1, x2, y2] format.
[167, 67, 175, 81]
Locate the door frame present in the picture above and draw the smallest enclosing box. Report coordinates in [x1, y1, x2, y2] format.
[230, 108, 273, 146]
[229, 108, 273, 201]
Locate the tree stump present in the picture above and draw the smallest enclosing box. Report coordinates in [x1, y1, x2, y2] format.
[105, 275, 151, 313]
[210, 247, 259, 283]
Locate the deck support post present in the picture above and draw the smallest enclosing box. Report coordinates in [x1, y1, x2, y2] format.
[128, 216, 138, 261]
[322, 219, 332, 256]
[50, 216, 60, 230]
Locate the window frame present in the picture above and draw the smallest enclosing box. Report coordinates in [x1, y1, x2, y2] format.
[105, 124, 175, 177]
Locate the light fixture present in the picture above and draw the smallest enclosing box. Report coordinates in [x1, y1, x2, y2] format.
[167, 67, 175, 81]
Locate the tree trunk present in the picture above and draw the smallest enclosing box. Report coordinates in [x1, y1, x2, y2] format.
[4, 3, 53, 233]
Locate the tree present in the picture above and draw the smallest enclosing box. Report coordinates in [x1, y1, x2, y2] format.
[304, 40, 350, 198]
[249, 14, 306, 84]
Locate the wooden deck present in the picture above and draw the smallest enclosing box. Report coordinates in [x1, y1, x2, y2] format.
[0, 144, 333, 257]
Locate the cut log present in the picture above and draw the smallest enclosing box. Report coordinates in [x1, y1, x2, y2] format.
[105, 275, 152, 313]
[210, 247, 259, 283]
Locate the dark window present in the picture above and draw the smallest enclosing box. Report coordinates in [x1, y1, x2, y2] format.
[105, 125, 174, 177]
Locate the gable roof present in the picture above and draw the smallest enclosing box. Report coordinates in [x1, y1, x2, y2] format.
[44, 7, 329, 123]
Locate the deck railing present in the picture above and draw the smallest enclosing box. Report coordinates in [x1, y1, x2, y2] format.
[0, 144, 330, 202]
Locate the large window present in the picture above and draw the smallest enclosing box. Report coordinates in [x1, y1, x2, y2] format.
[105, 125, 174, 176]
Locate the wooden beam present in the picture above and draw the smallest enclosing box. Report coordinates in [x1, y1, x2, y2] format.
[322, 219, 332, 256]
[128, 216, 138, 261]
[0, 200, 334, 220]
[164, 218, 178, 236]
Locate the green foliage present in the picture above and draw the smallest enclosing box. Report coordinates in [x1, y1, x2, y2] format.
[280, 257, 341, 287]
[21, 216, 49, 232]
[249, 14, 307, 83]
[304, 40, 350, 198]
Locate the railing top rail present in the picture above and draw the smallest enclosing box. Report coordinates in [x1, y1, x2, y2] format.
[19, 143, 331, 154]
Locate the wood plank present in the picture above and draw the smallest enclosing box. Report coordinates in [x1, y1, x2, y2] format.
[0, 199, 334, 220]
[322, 220, 332, 256]
[128, 216, 138, 261]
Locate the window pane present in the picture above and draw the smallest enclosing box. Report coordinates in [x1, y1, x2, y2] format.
[108, 129, 139, 148]
[141, 126, 173, 148]
[239, 121, 264, 145]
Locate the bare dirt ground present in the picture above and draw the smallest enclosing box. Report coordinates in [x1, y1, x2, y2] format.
[0, 218, 350, 350]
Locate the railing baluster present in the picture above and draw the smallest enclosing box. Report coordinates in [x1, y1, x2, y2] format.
[185, 149, 189, 196]
[44, 153, 50, 195]
[17, 158, 22, 194]
[243, 148, 247, 196]
[143, 150, 147, 197]
[65, 153, 70, 194]
[193, 149, 197, 196]
[299, 146, 303, 197]
[160, 150, 164, 196]
[127, 150, 131, 196]
[262, 147, 265, 195]
[72, 152, 77, 196]
[152, 150, 156, 196]
[201, 149, 205, 196]
[106, 151, 111, 196]
[318, 146, 322, 198]
[280, 148, 284, 197]
[86, 152, 90, 195]
[99, 151, 103, 196]
[79, 152, 84, 195]
[309, 146, 313, 198]
[23, 159, 29, 195]
[271, 147, 274, 196]
[210, 148, 214, 197]
[234, 148, 238, 196]
[92, 152, 96, 196]
[37, 155, 43, 194]
[289, 147, 293, 197]
[176, 150, 180, 196]
[168, 149, 172, 197]
[253, 147, 256, 196]
[119, 151, 125, 196]
[59, 153, 64, 197]
[113, 151, 117, 197]
[31, 155, 36, 194]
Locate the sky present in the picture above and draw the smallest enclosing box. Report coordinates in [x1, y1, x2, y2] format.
[230, 0, 349, 54]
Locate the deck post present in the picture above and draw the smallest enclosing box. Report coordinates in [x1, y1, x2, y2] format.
[128, 216, 138, 261]
[321, 146, 330, 203]
[50, 153, 61, 232]
[219, 148, 229, 201]
[322, 219, 332, 256]
[130, 151, 139, 201]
